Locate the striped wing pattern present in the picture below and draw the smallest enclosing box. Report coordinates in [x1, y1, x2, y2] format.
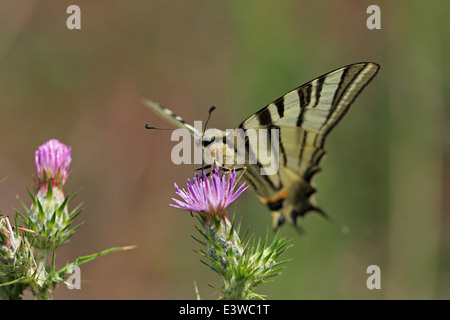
[142, 97, 201, 137]
[234, 62, 379, 228]
[144, 62, 380, 229]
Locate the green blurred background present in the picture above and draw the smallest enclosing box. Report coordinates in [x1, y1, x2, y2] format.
[0, 0, 448, 299]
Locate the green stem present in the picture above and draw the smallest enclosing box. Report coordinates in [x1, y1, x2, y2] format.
[56, 245, 136, 277]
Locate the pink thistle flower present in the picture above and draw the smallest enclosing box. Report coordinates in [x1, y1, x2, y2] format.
[34, 139, 72, 189]
[171, 168, 249, 221]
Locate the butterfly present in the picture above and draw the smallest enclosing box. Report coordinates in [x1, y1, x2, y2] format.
[144, 62, 380, 230]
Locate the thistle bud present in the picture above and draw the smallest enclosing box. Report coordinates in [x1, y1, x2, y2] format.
[27, 139, 79, 249]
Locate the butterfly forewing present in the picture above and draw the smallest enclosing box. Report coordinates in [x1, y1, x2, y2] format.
[142, 97, 202, 137]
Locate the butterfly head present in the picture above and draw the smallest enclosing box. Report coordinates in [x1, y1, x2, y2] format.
[198, 128, 226, 148]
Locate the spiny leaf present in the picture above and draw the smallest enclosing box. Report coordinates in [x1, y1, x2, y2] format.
[191, 234, 206, 247]
[26, 188, 37, 207]
[56, 196, 69, 216]
[14, 209, 28, 225]
[68, 202, 83, 220]
[48, 211, 57, 230]
[46, 180, 53, 199]
[37, 199, 45, 221]
[68, 190, 81, 204]
[13, 214, 20, 237]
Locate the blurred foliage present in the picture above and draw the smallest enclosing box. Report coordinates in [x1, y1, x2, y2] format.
[0, 0, 448, 299]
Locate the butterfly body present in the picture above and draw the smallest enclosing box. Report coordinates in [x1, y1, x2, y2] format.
[145, 62, 380, 229]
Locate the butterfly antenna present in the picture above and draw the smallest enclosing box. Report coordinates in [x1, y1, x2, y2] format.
[203, 105, 216, 133]
[145, 124, 175, 130]
[201, 105, 217, 174]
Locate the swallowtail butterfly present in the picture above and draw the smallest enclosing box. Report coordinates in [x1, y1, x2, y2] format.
[144, 62, 380, 229]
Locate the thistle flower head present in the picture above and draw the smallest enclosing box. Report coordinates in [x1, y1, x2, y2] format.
[26, 139, 78, 250]
[35, 139, 72, 189]
[171, 168, 249, 221]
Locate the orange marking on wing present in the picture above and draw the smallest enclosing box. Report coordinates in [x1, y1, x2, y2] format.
[262, 190, 289, 205]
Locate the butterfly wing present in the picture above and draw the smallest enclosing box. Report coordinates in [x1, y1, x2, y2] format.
[228, 62, 380, 229]
[143, 97, 202, 137]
